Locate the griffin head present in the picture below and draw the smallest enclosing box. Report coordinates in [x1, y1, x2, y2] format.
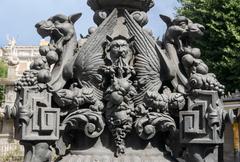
[160, 14, 205, 39]
[35, 13, 82, 40]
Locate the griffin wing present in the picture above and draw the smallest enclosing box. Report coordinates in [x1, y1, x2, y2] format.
[124, 10, 176, 106]
[73, 9, 118, 101]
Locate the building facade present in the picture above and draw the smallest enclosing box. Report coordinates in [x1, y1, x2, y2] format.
[0, 38, 41, 157]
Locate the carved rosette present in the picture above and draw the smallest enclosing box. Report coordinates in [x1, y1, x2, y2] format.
[3, 1, 233, 162]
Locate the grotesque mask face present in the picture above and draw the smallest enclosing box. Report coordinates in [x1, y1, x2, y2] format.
[104, 35, 134, 66]
[110, 39, 130, 59]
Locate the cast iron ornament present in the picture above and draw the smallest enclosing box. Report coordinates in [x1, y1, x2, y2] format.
[3, 1, 235, 162]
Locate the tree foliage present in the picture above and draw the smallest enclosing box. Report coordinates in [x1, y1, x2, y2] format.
[0, 59, 8, 106]
[177, 0, 240, 91]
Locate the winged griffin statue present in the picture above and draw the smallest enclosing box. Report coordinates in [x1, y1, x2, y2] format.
[2, 0, 235, 162]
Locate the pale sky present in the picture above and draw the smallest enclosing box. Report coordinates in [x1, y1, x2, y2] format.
[0, 0, 180, 46]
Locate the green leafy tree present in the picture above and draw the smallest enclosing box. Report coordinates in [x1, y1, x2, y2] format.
[0, 59, 8, 106]
[177, 0, 240, 91]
